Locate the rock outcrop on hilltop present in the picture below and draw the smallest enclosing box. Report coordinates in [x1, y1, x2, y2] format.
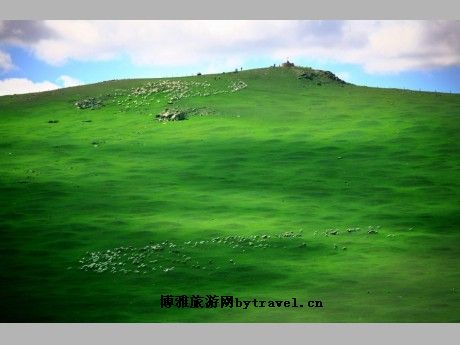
[297, 69, 347, 85]
[282, 60, 295, 68]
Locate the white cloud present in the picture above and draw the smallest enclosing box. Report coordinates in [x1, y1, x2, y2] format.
[0, 50, 14, 72]
[1, 20, 460, 74]
[271, 21, 460, 74]
[0, 74, 83, 96]
[57, 75, 82, 87]
[0, 78, 59, 96]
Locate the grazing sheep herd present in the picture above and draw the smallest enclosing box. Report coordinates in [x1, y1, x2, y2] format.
[74, 79, 248, 114]
[74, 230, 304, 275]
[73, 226, 388, 276]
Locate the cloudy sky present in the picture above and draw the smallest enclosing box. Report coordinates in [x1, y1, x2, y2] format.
[0, 20, 459, 95]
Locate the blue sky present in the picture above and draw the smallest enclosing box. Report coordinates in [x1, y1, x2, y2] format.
[0, 20, 459, 95]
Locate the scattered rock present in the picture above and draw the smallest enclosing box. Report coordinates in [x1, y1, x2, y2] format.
[155, 109, 187, 121]
[91, 140, 103, 147]
[75, 97, 104, 110]
[297, 72, 314, 80]
[347, 227, 360, 233]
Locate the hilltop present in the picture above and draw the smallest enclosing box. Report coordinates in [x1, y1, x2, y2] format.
[0, 64, 348, 103]
[0, 65, 353, 124]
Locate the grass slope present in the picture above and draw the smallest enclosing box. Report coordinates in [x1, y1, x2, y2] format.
[1, 66, 459, 322]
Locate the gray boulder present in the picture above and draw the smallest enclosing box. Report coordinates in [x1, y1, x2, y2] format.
[155, 109, 187, 121]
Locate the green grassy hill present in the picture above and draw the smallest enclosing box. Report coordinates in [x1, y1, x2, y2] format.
[1, 66, 459, 322]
